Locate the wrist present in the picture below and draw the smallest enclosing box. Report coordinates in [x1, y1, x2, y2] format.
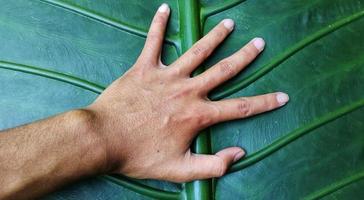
[66, 109, 110, 174]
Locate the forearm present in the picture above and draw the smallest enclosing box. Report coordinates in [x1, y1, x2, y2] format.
[0, 109, 107, 200]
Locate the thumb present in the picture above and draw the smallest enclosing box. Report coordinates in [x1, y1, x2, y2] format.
[179, 147, 245, 182]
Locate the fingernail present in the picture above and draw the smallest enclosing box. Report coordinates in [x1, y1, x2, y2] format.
[223, 19, 234, 30]
[233, 150, 245, 162]
[158, 3, 169, 13]
[253, 37, 265, 52]
[276, 92, 289, 106]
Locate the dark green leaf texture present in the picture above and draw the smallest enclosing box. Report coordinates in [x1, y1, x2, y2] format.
[1, 0, 363, 199]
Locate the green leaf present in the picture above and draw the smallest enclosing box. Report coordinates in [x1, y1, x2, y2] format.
[1, 0, 363, 199]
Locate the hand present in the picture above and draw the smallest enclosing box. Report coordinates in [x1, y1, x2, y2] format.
[87, 3, 289, 182]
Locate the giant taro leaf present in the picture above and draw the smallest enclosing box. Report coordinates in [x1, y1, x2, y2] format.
[0, 0, 363, 200]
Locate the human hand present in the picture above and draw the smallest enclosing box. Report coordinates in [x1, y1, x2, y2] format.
[87, 3, 289, 182]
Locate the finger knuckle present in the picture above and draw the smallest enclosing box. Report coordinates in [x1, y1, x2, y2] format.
[167, 86, 192, 100]
[213, 28, 226, 39]
[265, 96, 276, 110]
[210, 104, 222, 120]
[214, 157, 227, 177]
[192, 45, 210, 58]
[238, 98, 251, 116]
[153, 15, 165, 25]
[194, 112, 212, 127]
[169, 67, 183, 77]
[219, 61, 236, 77]
[240, 46, 257, 60]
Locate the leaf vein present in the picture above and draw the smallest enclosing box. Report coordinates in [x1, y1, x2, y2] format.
[0, 60, 105, 94]
[211, 8, 364, 100]
[38, 0, 180, 49]
[101, 175, 181, 200]
[228, 99, 364, 173]
[303, 171, 364, 200]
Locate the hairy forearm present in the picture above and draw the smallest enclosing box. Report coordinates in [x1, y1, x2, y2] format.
[0, 109, 107, 200]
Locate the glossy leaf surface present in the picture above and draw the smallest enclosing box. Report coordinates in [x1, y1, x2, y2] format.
[0, 0, 363, 199]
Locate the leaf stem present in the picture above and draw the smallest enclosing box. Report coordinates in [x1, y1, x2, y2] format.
[177, 0, 213, 200]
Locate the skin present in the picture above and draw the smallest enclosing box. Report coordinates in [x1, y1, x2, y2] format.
[0, 4, 289, 200]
